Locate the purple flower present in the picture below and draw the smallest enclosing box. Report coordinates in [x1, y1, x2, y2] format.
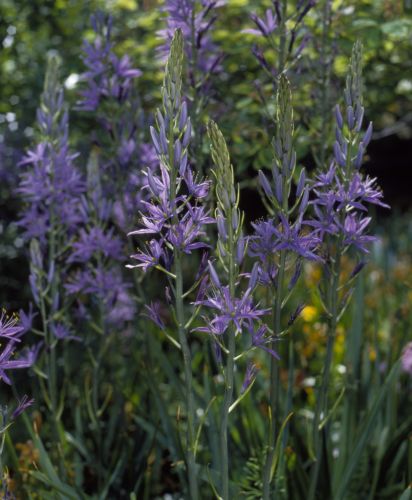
[311, 139, 389, 255]
[78, 12, 141, 111]
[51, 323, 81, 342]
[185, 168, 210, 199]
[68, 227, 124, 263]
[18, 144, 85, 242]
[0, 339, 38, 385]
[78, 12, 150, 237]
[12, 395, 35, 419]
[128, 30, 214, 274]
[144, 302, 166, 330]
[65, 262, 135, 326]
[194, 284, 269, 336]
[0, 310, 24, 341]
[310, 43, 388, 258]
[241, 363, 259, 393]
[401, 342, 412, 376]
[168, 221, 211, 254]
[243, 9, 278, 37]
[288, 303, 305, 327]
[245, 1, 314, 73]
[18, 304, 37, 335]
[158, 0, 223, 94]
[340, 214, 375, 253]
[249, 324, 280, 359]
[249, 215, 320, 263]
[16, 343, 41, 368]
[18, 56, 85, 244]
[128, 239, 166, 272]
[335, 173, 389, 211]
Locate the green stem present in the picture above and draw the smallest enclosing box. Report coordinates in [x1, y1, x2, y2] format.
[45, 156, 65, 477]
[278, 0, 288, 75]
[168, 115, 198, 499]
[92, 280, 106, 492]
[308, 252, 341, 500]
[220, 211, 236, 499]
[175, 251, 198, 500]
[220, 329, 235, 499]
[263, 249, 286, 500]
[263, 122, 290, 498]
[39, 286, 64, 476]
[317, 0, 332, 168]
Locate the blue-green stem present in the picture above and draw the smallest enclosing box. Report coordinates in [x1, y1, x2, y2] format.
[278, 1, 288, 75]
[174, 251, 198, 500]
[91, 263, 108, 492]
[220, 210, 236, 499]
[308, 249, 341, 500]
[263, 105, 291, 496]
[39, 205, 66, 477]
[263, 248, 286, 500]
[317, 0, 333, 168]
[189, 3, 205, 178]
[169, 120, 198, 499]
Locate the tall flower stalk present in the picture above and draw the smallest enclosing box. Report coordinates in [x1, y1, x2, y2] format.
[244, 0, 315, 83]
[158, 1, 223, 174]
[158, 0, 222, 104]
[128, 29, 213, 499]
[308, 41, 388, 499]
[313, 0, 334, 167]
[18, 55, 84, 474]
[251, 75, 320, 499]
[200, 123, 275, 498]
[78, 11, 155, 233]
[207, 121, 244, 499]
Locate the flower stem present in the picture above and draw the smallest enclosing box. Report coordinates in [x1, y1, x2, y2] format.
[220, 328, 235, 499]
[317, 0, 333, 168]
[167, 98, 198, 497]
[308, 251, 341, 500]
[220, 209, 236, 499]
[174, 250, 198, 500]
[263, 249, 286, 500]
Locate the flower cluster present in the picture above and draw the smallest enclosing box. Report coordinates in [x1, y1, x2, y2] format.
[65, 154, 135, 326]
[199, 121, 273, 361]
[79, 12, 156, 231]
[195, 263, 268, 335]
[311, 42, 388, 255]
[244, 0, 315, 77]
[18, 56, 84, 244]
[78, 11, 142, 112]
[128, 30, 213, 273]
[158, 0, 223, 96]
[250, 76, 320, 287]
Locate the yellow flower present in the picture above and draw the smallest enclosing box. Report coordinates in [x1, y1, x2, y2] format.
[301, 306, 317, 322]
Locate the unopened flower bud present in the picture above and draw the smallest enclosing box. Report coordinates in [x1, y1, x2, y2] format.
[259, 170, 273, 198]
[182, 118, 191, 147]
[208, 261, 221, 288]
[362, 122, 373, 147]
[296, 168, 306, 198]
[179, 101, 188, 131]
[347, 105, 355, 130]
[334, 104, 343, 129]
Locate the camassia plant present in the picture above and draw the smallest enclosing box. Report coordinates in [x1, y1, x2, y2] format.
[0, 9, 411, 500]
